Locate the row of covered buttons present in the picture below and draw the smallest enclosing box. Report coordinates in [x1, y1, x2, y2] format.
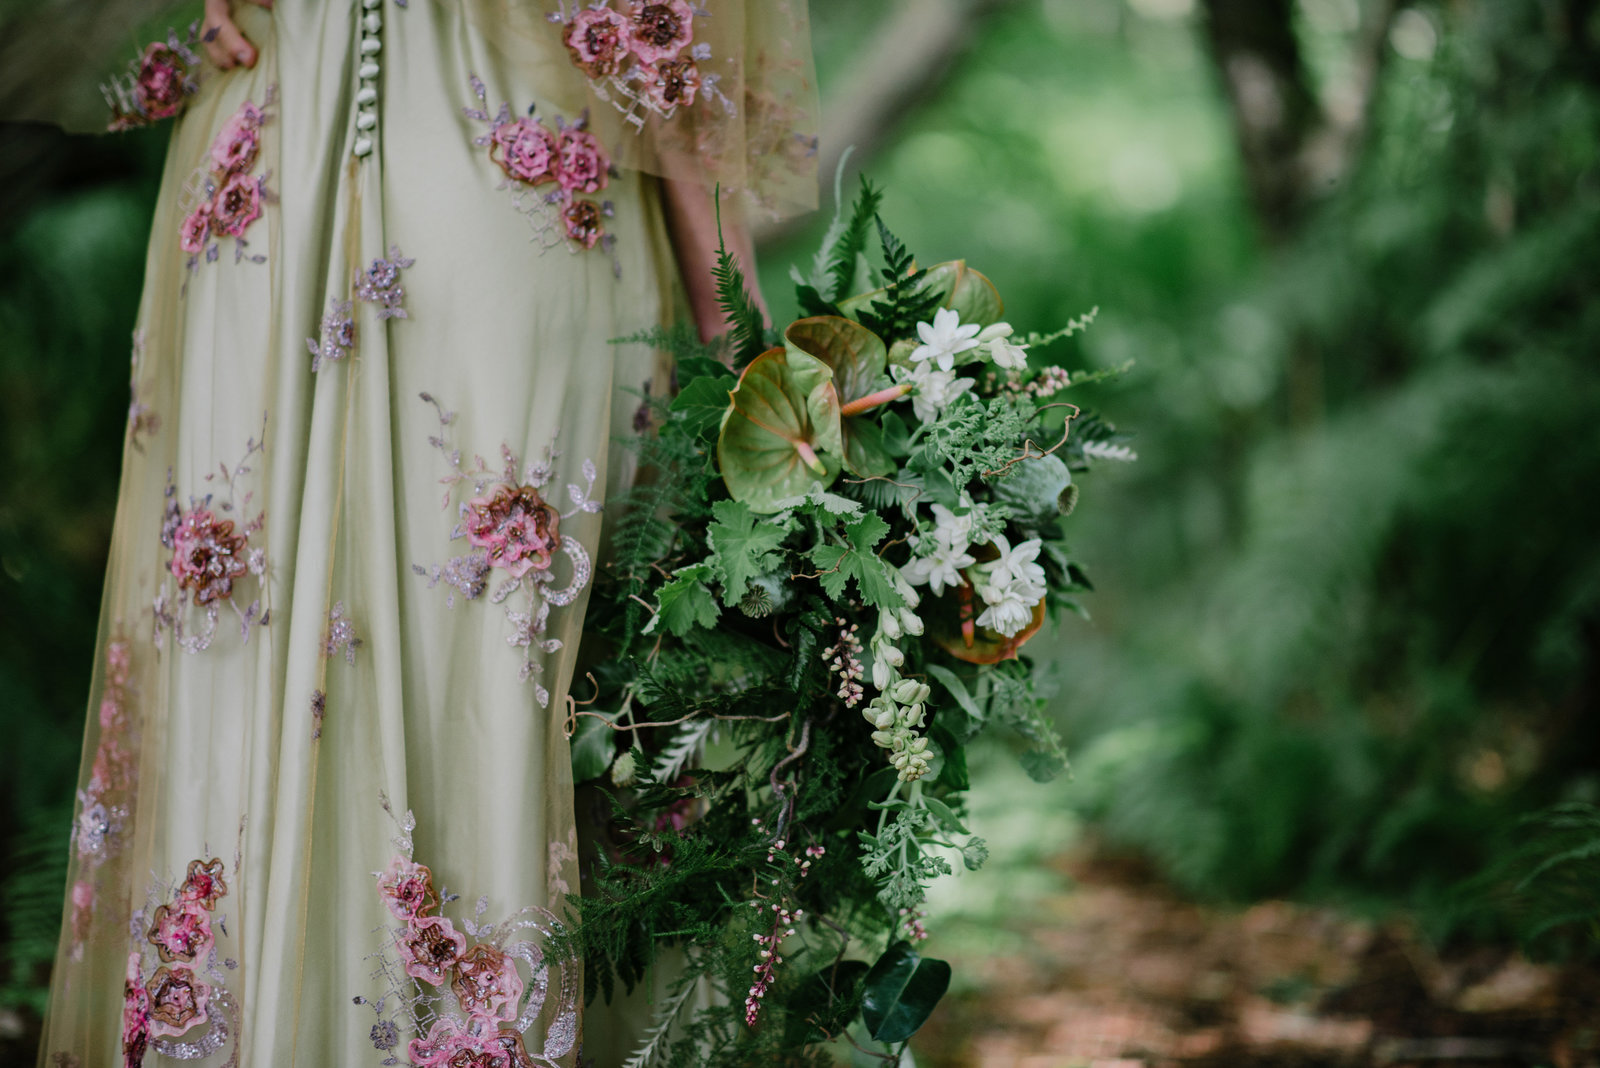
[352, 0, 383, 157]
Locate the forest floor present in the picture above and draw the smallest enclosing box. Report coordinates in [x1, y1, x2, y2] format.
[916, 846, 1600, 1068]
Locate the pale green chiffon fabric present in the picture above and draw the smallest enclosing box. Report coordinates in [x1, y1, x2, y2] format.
[39, 3, 688, 1064]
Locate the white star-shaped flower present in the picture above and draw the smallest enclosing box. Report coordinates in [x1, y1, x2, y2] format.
[909, 308, 982, 371]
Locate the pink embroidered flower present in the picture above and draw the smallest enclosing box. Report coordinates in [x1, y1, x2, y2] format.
[145, 965, 210, 1038]
[209, 102, 263, 174]
[626, 1, 695, 66]
[450, 944, 525, 1023]
[489, 117, 559, 185]
[564, 6, 631, 78]
[407, 1016, 465, 1067]
[147, 898, 215, 963]
[123, 954, 151, 1068]
[108, 640, 132, 685]
[463, 484, 562, 577]
[557, 128, 610, 195]
[210, 171, 263, 239]
[136, 43, 189, 121]
[561, 199, 606, 250]
[167, 509, 249, 606]
[179, 858, 228, 909]
[396, 915, 467, 986]
[377, 855, 438, 920]
[179, 203, 214, 255]
[641, 57, 701, 112]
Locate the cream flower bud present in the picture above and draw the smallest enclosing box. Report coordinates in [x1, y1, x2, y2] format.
[976, 322, 1015, 343]
[881, 612, 902, 641]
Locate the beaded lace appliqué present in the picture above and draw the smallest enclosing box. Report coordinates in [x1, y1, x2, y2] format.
[463, 78, 621, 276]
[549, 2, 733, 127]
[103, 25, 203, 131]
[179, 90, 278, 283]
[152, 420, 271, 654]
[355, 797, 580, 1067]
[122, 855, 243, 1067]
[411, 393, 600, 707]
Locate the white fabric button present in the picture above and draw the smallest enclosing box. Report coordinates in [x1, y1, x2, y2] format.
[359, 61, 380, 80]
[360, 36, 382, 55]
[356, 86, 378, 106]
[363, 12, 382, 33]
[356, 110, 378, 130]
[353, 137, 373, 157]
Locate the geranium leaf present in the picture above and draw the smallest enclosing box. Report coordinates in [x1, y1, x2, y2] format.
[861, 941, 952, 1043]
[808, 512, 903, 609]
[717, 347, 844, 512]
[706, 499, 792, 606]
[644, 563, 720, 636]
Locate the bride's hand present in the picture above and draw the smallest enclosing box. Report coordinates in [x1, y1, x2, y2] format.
[202, 0, 274, 71]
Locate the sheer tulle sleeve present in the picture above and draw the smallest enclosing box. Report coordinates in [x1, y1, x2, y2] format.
[470, 0, 820, 220]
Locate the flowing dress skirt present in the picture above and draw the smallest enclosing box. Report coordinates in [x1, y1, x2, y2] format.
[40, 3, 677, 1064]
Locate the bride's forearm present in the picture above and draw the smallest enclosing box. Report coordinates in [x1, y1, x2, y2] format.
[661, 178, 768, 345]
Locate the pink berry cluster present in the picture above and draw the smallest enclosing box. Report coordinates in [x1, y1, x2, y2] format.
[745, 824, 827, 1028]
[898, 906, 929, 943]
[821, 618, 866, 708]
[983, 364, 1073, 400]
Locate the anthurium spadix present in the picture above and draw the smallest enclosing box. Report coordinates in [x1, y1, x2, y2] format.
[784, 316, 903, 477]
[717, 346, 845, 512]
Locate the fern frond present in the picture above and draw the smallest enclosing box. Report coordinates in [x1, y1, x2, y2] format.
[611, 323, 722, 365]
[652, 720, 714, 784]
[713, 196, 768, 366]
[826, 176, 883, 302]
[622, 966, 703, 1068]
[1021, 306, 1099, 348]
[1081, 440, 1139, 463]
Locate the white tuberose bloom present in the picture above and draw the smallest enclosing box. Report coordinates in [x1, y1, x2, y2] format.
[978, 323, 1030, 370]
[896, 361, 974, 423]
[972, 534, 1049, 638]
[910, 308, 982, 372]
[901, 540, 975, 597]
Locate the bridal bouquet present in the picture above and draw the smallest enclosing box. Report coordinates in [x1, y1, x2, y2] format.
[574, 178, 1132, 1065]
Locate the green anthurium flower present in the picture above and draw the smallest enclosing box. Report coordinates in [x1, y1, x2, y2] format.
[920, 260, 1004, 327]
[717, 346, 844, 512]
[838, 260, 1006, 348]
[784, 316, 904, 477]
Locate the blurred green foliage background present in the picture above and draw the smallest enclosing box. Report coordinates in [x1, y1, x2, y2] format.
[4, 0, 1600, 1057]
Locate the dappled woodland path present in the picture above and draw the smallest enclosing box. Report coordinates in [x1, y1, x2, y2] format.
[920, 850, 1600, 1068]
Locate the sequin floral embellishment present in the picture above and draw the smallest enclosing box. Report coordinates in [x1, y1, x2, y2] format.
[124, 855, 241, 1064]
[179, 90, 277, 278]
[549, 1, 731, 126]
[412, 393, 600, 705]
[355, 797, 579, 1067]
[463, 77, 620, 269]
[355, 245, 416, 319]
[103, 25, 202, 131]
[153, 421, 271, 653]
[68, 641, 141, 955]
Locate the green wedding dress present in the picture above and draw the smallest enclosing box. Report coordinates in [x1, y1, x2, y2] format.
[30, 2, 815, 1065]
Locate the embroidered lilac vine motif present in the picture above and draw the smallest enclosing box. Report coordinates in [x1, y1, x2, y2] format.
[353, 796, 579, 1067]
[152, 419, 271, 654]
[179, 88, 278, 280]
[103, 25, 202, 131]
[124, 852, 243, 1066]
[324, 602, 364, 664]
[355, 246, 416, 319]
[411, 392, 600, 706]
[307, 299, 356, 372]
[463, 77, 621, 274]
[548, 1, 731, 127]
